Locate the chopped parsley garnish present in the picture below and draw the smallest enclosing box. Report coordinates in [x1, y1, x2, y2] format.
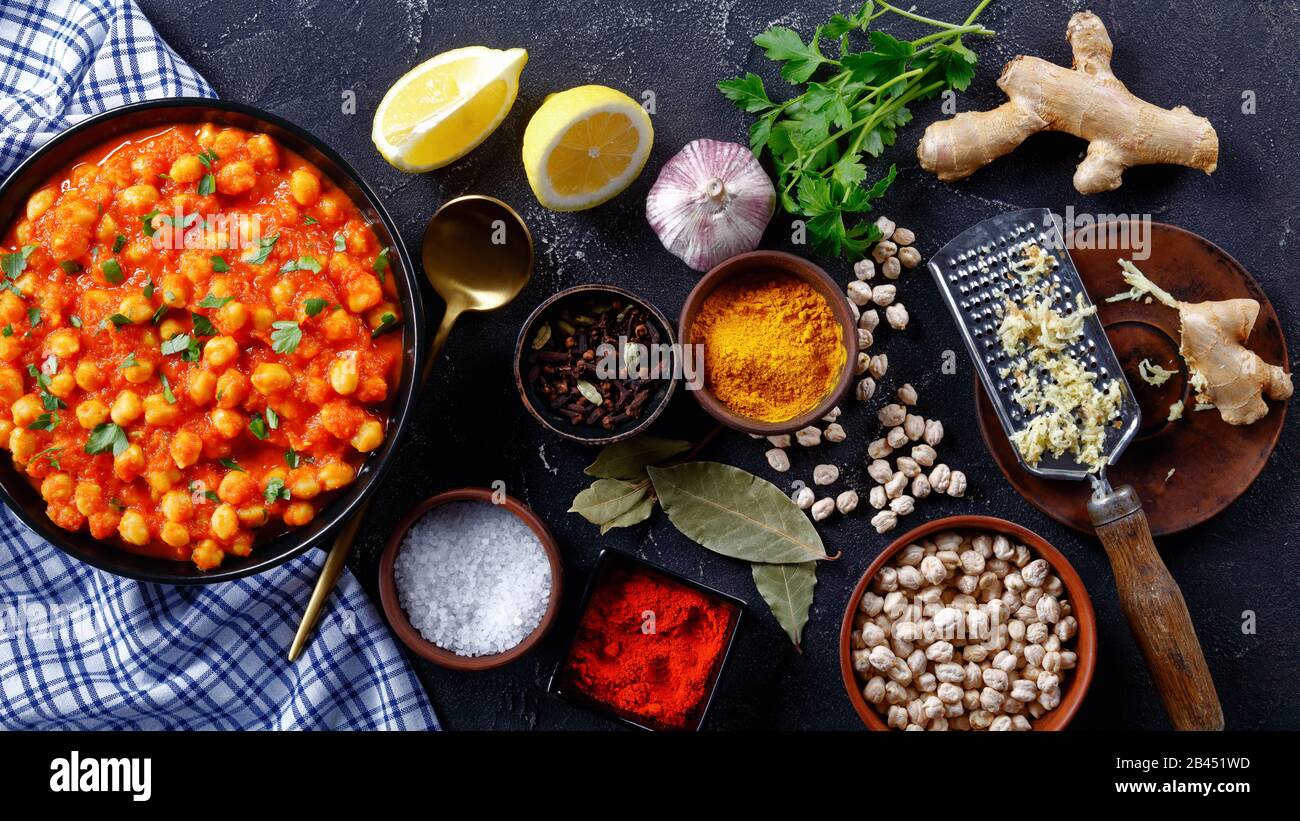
[198, 147, 219, 167]
[27, 412, 59, 432]
[190, 312, 217, 337]
[211, 255, 230, 273]
[59, 260, 83, 274]
[141, 209, 161, 237]
[160, 373, 176, 404]
[106, 313, 132, 328]
[279, 255, 322, 274]
[1, 325, 11, 337]
[303, 298, 328, 317]
[248, 413, 269, 440]
[26, 307, 39, 328]
[284, 448, 301, 469]
[265, 406, 279, 430]
[371, 312, 398, 338]
[69, 316, 82, 329]
[101, 258, 123, 283]
[143, 277, 155, 299]
[197, 173, 215, 196]
[161, 332, 201, 363]
[197, 293, 234, 309]
[303, 215, 318, 226]
[113, 234, 127, 253]
[119, 352, 139, 370]
[373, 246, 390, 282]
[32, 445, 62, 469]
[270, 320, 302, 354]
[0, 245, 36, 278]
[151, 304, 169, 325]
[85, 422, 129, 456]
[264, 476, 291, 505]
[242, 234, 279, 265]
[219, 457, 245, 472]
[28, 364, 65, 411]
[334, 233, 347, 252]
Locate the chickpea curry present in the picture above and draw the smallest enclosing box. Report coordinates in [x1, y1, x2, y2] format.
[0, 123, 403, 570]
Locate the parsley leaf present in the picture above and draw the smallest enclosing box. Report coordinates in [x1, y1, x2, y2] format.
[27, 307, 40, 328]
[270, 320, 301, 354]
[69, 316, 82, 329]
[211, 255, 230, 273]
[303, 215, 318, 226]
[113, 234, 127, 253]
[248, 413, 269, 440]
[0, 245, 36, 278]
[198, 173, 215, 196]
[101, 258, 123, 283]
[279, 255, 322, 274]
[334, 232, 347, 252]
[264, 476, 291, 505]
[119, 352, 139, 371]
[284, 448, 301, 469]
[371, 312, 398, 338]
[27, 412, 59, 432]
[303, 297, 328, 317]
[266, 406, 279, 430]
[106, 313, 132, 328]
[85, 422, 129, 456]
[190, 312, 216, 337]
[59, 260, 83, 274]
[242, 234, 279, 265]
[372, 246, 390, 282]
[197, 293, 234, 309]
[717, 72, 777, 114]
[160, 373, 176, 404]
[220, 457, 245, 472]
[754, 26, 827, 84]
[141, 209, 161, 238]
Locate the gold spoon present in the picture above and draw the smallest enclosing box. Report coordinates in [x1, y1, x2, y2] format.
[288, 195, 534, 661]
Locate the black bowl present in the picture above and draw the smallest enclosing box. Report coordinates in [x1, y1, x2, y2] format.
[513, 284, 678, 445]
[0, 98, 425, 584]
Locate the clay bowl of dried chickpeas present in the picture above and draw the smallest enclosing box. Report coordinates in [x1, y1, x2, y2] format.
[840, 515, 1096, 731]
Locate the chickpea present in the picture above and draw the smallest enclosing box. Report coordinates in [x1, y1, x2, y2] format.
[118, 294, 153, 325]
[215, 369, 250, 408]
[218, 470, 258, 505]
[118, 510, 151, 546]
[44, 329, 81, 359]
[11, 394, 42, 428]
[142, 393, 180, 426]
[0, 336, 24, 362]
[203, 336, 239, 369]
[210, 407, 244, 438]
[75, 398, 110, 429]
[119, 184, 160, 214]
[110, 390, 143, 425]
[246, 133, 281, 170]
[47, 373, 75, 399]
[228, 533, 254, 557]
[367, 303, 399, 333]
[145, 468, 178, 494]
[169, 429, 202, 468]
[237, 506, 269, 528]
[95, 213, 118, 246]
[317, 461, 355, 491]
[178, 250, 212, 282]
[320, 309, 354, 341]
[287, 468, 320, 499]
[210, 503, 240, 541]
[328, 353, 359, 396]
[350, 419, 385, 452]
[344, 275, 383, 313]
[251, 362, 292, 394]
[216, 160, 256, 196]
[270, 279, 296, 309]
[14, 222, 32, 245]
[50, 224, 91, 260]
[282, 501, 315, 527]
[0, 368, 22, 405]
[159, 489, 194, 523]
[60, 197, 97, 228]
[9, 427, 38, 462]
[121, 358, 155, 384]
[189, 539, 223, 569]
[26, 187, 56, 221]
[40, 472, 74, 502]
[218, 300, 249, 331]
[72, 360, 102, 392]
[187, 369, 217, 405]
[114, 443, 145, 481]
[251, 305, 276, 332]
[167, 154, 203, 184]
[159, 317, 186, 340]
[74, 481, 103, 517]
[160, 275, 191, 307]
[0, 291, 23, 324]
[160, 521, 190, 549]
[289, 169, 321, 206]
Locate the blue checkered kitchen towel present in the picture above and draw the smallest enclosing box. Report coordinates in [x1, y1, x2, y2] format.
[0, 0, 438, 730]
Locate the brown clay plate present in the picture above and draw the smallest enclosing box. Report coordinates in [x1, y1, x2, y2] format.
[976, 221, 1289, 536]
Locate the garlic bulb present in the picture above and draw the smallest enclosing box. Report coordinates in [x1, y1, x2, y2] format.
[646, 139, 775, 272]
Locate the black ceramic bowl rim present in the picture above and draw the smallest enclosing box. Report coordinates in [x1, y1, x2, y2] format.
[513, 284, 678, 445]
[546, 548, 746, 731]
[0, 98, 426, 584]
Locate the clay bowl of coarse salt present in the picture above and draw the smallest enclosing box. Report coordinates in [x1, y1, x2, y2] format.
[378, 488, 563, 671]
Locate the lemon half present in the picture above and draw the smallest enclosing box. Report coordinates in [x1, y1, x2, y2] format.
[522, 85, 654, 211]
[372, 46, 527, 173]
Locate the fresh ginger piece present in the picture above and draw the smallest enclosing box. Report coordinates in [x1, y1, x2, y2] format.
[917, 12, 1218, 194]
[1108, 260, 1292, 425]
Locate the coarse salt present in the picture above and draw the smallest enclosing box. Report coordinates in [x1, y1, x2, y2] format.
[394, 501, 552, 657]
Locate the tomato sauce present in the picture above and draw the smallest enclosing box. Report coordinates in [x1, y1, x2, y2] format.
[0, 123, 403, 569]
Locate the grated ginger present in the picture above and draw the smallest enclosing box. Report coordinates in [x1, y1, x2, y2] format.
[998, 244, 1121, 473]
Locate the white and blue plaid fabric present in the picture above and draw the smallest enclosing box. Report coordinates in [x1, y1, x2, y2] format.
[0, 0, 438, 730]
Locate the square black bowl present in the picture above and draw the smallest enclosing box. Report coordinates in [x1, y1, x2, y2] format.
[547, 549, 745, 731]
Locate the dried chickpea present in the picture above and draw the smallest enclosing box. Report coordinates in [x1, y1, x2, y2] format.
[168, 154, 204, 184]
[321, 309, 354, 341]
[237, 506, 269, 528]
[328, 353, 359, 395]
[344, 275, 382, 313]
[121, 358, 155, 384]
[0, 368, 20, 405]
[159, 317, 186, 340]
[160, 275, 191, 307]
[218, 300, 249, 331]
[0, 336, 22, 362]
[26, 187, 56, 221]
[216, 160, 256, 196]
[218, 470, 258, 505]
[119, 294, 154, 324]
[74, 481, 103, 517]
[118, 184, 160, 214]
[287, 468, 320, 499]
[47, 373, 75, 399]
[246, 133, 281, 170]
[9, 428, 38, 462]
[191, 540, 224, 570]
[44, 329, 80, 358]
[251, 305, 276, 332]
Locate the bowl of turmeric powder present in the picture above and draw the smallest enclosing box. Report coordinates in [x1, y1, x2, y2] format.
[680, 250, 858, 434]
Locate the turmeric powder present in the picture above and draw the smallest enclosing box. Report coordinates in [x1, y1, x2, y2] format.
[690, 273, 845, 423]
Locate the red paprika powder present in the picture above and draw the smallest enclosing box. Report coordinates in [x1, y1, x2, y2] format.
[564, 564, 736, 730]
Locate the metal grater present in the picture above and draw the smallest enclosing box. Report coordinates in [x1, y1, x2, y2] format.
[927, 208, 1141, 483]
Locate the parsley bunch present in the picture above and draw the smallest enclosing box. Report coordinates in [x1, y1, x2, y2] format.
[718, 0, 994, 259]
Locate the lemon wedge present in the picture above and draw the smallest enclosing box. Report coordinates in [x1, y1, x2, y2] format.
[522, 85, 654, 211]
[372, 46, 527, 172]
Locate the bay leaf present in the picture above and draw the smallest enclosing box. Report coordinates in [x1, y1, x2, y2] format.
[646, 462, 828, 564]
[584, 435, 691, 480]
[752, 561, 817, 648]
[599, 492, 656, 534]
[569, 478, 651, 527]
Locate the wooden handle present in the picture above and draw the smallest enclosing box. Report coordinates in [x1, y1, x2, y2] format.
[1089, 485, 1224, 731]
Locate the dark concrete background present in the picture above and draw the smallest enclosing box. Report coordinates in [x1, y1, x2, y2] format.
[138, 0, 1299, 730]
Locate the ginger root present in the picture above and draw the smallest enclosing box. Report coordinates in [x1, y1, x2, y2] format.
[917, 12, 1218, 194]
[1108, 260, 1292, 425]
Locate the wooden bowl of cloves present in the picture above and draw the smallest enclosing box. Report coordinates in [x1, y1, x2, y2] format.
[513, 284, 679, 445]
